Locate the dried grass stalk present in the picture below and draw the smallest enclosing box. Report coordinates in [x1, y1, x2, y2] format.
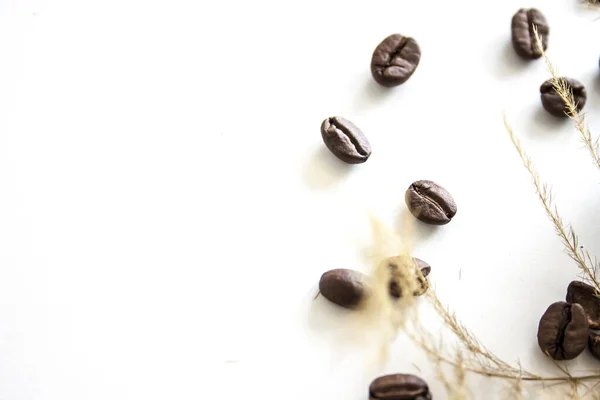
[364, 216, 600, 400]
[533, 25, 600, 171]
[503, 114, 600, 290]
[581, 0, 600, 8]
[370, 220, 600, 386]
[354, 24, 600, 398]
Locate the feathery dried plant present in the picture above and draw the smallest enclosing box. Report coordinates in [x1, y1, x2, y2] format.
[582, 0, 600, 8]
[360, 26, 600, 392]
[364, 214, 600, 399]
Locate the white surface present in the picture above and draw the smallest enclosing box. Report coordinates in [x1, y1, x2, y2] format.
[1, 0, 600, 398]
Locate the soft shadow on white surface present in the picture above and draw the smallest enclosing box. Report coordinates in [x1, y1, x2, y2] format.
[395, 208, 440, 246]
[527, 107, 570, 138]
[352, 78, 396, 113]
[593, 74, 600, 96]
[306, 288, 380, 357]
[307, 291, 364, 339]
[303, 147, 352, 190]
[492, 40, 533, 78]
[525, 340, 600, 384]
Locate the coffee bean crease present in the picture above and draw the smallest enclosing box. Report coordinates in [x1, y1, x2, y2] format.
[327, 117, 369, 156]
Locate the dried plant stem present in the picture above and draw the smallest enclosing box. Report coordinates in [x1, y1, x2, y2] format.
[409, 293, 600, 385]
[416, 339, 600, 383]
[427, 289, 520, 374]
[581, 0, 600, 8]
[533, 26, 600, 171]
[503, 114, 600, 290]
[367, 217, 600, 398]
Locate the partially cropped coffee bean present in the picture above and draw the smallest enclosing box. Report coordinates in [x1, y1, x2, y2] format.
[320, 116, 371, 164]
[318, 268, 370, 309]
[511, 8, 549, 60]
[566, 281, 600, 329]
[370, 34, 421, 87]
[369, 373, 432, 400]
[589, 331, 600, 360]
[540, 77, 587, 117]
[537, 301, 589, 360]
[405, 180, 457, 225]
[386, 256, 431, 298]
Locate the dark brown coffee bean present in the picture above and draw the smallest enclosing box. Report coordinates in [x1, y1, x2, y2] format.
[566, 281, 600, 329]
[320, 116, 371, 164]
[318, 268, 370, 309]
[589, 331, 600, 360]
[537, 301, 589, 360]
[511, 8, 549, 60]
[370, 34, 421, 87]
[369, 373, 432, 400]
[405, 180, 457, 225]
[386, 256, 431, 298]
[540, 77, 587, 117]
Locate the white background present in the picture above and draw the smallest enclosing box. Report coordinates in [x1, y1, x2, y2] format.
[1, 0, 600, 399]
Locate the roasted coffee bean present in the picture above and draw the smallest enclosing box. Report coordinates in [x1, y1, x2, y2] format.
[318, 268, 370, 309]
[386, 256, 431, 298]
[589, 331, 600, 360]
[370, 34, 421, 87]
[369, 373, 432, 400]
[511, 8, 549, 60]
[405, 180, 457, 225]
[537, 301, 589, 360]
[566, 281, 600, 329]
[320, 116, 371, 164]
[540, 77, 587, 117]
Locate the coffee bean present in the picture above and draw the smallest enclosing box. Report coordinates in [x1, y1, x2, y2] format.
[405, 180, 457, 225]
[566, 281, 600, 329]
[537, 301, 589, 360]
[540, 77, 587, 117]
[370, 34, 421, 87]
[511, 8, 549, 60]
[320, 116, 371, 164]
[589, 331, 600, 360]
[318, 268, 370, 309]
[386, 256, 431, 298]
[369, 373, 432, 400]
[414, 258, 432, 277]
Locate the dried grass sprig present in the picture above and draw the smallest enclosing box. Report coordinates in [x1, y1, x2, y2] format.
[532, 26, 600, 171]
[409, 290, 600, 385]
[581, 0, 600, 8]
[364, 215, 600, 398]
[503, 114, 600, 290]
[509, 374, 524, 400]
[426, 289, 522, 376]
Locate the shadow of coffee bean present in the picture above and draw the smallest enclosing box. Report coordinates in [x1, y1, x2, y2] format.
[302, 147, 351, 190]
[593, 74, 600, 96]
[527, 107, 569, 138]
[352, 78, 396, 113]
[395, 208, 439, 246]
[305, 285, 377, 364]
[413, 221, 440, 241]
[491, 40, 531, 79]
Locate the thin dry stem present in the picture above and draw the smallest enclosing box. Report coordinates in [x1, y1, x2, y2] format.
[581, 0, 600, 8]
[533, 26, 600, 172]
[366, 215, 600, 397]
[510, 376, 524, 400]
[570, 380, 582, 400]
[426, 290, 524, 376]
[503, 114, 600, 290]
[410, 295, 600, 384]
[581, 379, 600, 399]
